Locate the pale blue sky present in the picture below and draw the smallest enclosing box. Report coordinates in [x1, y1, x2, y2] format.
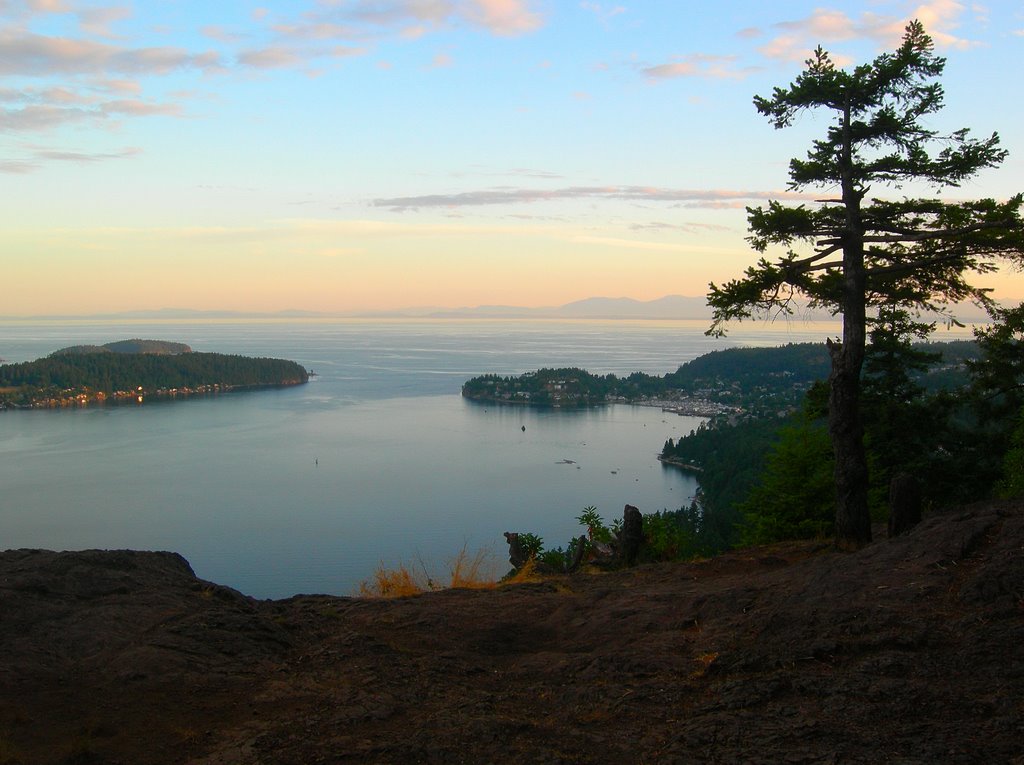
[2, 0, 1023, 315]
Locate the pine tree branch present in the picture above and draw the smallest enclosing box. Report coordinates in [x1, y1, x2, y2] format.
[864, 250, 969, 278]
[782, 246, 842, 270]
[863, 218, 1019, 243]
[804, 260, 845, 272]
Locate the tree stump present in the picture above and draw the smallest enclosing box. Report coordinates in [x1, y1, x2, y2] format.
[503, 532, 528, 570]
[621, 505, 643, 566]
[888, 473, 922, 537]
[565, 535, 587, 573]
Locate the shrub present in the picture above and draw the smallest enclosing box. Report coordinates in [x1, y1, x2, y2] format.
[738, 417, 835, 545]
[576, 506, 612, 543]
[515, 532, 544, 559]
[640, 510, 699, 562]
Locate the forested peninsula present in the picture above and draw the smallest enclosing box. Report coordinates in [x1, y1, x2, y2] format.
[0, 339, 308, 409]
[462, 341, 976, 416]
[464, 336, 1014, 561]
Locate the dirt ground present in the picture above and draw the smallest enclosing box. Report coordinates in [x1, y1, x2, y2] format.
[1, 500, 1021, 764]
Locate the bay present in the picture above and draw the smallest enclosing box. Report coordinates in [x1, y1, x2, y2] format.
[0, 318, 843, 598]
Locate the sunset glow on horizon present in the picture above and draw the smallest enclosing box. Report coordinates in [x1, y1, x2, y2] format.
[3, 1, 1023, 317]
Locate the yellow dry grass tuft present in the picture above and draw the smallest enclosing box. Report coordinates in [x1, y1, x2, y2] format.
[358, 563, 428, 598]
[503, 555, 540, 584]
[358, 547, 540, 598]
[448, 546, 499, 590]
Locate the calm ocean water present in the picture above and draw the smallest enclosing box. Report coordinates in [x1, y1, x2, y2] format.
[0, 317, 846, 598]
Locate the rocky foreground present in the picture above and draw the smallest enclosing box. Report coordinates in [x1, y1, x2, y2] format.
[1, 501, 1022, 765]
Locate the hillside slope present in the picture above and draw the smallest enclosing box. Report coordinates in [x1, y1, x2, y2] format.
[1, 501, 1021, 764]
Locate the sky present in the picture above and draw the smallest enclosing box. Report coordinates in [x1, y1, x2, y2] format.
[2, 0, 1023, 316]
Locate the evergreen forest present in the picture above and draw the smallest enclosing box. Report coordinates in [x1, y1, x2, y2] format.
[0, 350, 308, 408]
[662, 309, 1024, 553]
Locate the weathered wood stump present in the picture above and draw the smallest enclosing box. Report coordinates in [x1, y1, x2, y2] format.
[888, 473, 922, 537]
[566, 535, 587, 573]
[621, 504, 643, 566]
[503, 532, 528, 570]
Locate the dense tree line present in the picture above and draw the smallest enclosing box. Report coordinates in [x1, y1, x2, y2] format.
[465, 342, 977, 418]
[0, 352, 308, 405]
[664, 316, 1024, 550]
[664, 343, 830, 390]
[463, 345, 868, 410]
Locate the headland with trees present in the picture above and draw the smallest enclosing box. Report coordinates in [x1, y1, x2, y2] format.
[0, 339, 309, 409]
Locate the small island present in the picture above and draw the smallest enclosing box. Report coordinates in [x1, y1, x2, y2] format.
[461, 345, 838, 416]
[463, 367, 632, 408]
[0, 339, 309, 409]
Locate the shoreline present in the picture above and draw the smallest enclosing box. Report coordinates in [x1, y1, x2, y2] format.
[463, 392, 732, 419]
[0, 379, 308, 410]
[657, 455, 704, 473]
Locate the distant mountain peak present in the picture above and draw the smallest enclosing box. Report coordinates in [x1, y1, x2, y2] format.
[423, 295, 713, 320]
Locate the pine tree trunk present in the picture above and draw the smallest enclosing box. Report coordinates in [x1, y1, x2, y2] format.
[829, 96, 873, 551]
[828, 260, 872, 550]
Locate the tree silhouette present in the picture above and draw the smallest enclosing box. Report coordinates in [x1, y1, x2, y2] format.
[708, 21, 1024, 549]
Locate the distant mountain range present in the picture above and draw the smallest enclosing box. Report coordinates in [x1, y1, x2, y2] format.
[5, 295, 1004, 322]
[420, 295, 716, 320]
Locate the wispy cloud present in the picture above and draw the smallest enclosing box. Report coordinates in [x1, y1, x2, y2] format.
[34, 145, 140, 161]
[0, 143, 140, 173]
[227, 1, 542, 73]
[360, 0, 543, 36]
[201, 25, 248, 44]
[0, 31, 221, 76]
[0, 12, 218, 131]
[285, 0, 544, 44]
[0, 159, 37, 174]
[77, 5, 132, 38]
[580, 2, 625, 27]
[0, 103, 93, 130]
[0, 0, 547, 139]
[101, 98, 181, 116]
[641, 53, 754, 81]
[630, 220, 732, 234]
[470, 0, 544, 36]
[429, 50, 453, 68]
[757, 2, 982, 63]
[0, 82, 183, 130]
[640, 4, 981, 87]
[372, 185, 807, 211]
[236, 45, 303, 69]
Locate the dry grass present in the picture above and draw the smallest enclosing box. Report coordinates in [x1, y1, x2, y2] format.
[502, 555, 539, 584]
[358, 563, 427, 598]
[448, 546, 498, 590]
[358, 547, 539, 598]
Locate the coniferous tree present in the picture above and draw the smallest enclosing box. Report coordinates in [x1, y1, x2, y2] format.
[707, 21, 1024, 548]
[860, 304, 946, 493]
